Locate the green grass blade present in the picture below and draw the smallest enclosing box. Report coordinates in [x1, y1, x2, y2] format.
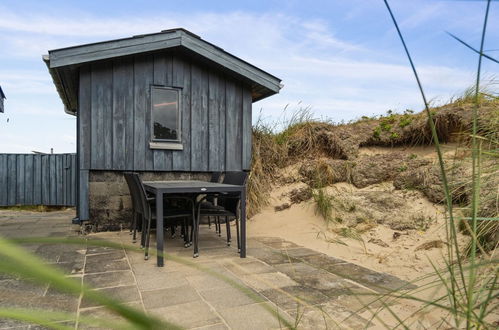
[446, 32, 499, 64]
[0, 237, 177, 330]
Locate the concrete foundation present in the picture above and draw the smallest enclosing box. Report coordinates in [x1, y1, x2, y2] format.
[88, 171, 210, 231]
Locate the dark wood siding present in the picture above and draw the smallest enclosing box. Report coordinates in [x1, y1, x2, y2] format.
[0, 154, 77, 206]
[78, 51, 252, 172]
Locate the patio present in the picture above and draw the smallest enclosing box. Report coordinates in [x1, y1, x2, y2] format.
[0, 210, 415, 329]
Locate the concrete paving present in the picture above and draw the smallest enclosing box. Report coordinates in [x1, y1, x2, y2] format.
[0, 210, 415, 329]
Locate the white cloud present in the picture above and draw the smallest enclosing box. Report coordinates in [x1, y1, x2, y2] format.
[0, 70, 55, 95]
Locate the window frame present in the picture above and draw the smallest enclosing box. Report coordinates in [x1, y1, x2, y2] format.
[149, 85, 182, 148]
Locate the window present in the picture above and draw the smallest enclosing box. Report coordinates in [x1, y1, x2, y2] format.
[150, 86, 182, 150]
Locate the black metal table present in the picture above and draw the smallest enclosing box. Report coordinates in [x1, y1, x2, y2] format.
[142, 180, 247, 267]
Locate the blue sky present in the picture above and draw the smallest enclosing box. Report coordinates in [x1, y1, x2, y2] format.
[0, 0, 497, 153]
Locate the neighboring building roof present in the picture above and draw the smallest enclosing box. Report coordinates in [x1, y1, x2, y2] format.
[0, 86, 5, 113]
[44, 28, 282, 115]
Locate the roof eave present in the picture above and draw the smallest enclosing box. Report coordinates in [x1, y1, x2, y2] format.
[43, 55, 76, 116]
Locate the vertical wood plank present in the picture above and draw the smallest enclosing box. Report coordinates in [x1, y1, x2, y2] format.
[133, 55, 153, 170]
[79, 66, 91, 170]
[7, 155, 16, 205]
[113, 58, 134, 170]
[71, 154, 76, 205]
[67, 154, 71, 205]
[190, 64, 209, 171]
[57, 155, 64, 205]
[16, 155, 25, 204]
[172, 56, 191, 171]
[33, 154, 42, 205]
[242, 87, 253, 170]
[49, 155, 57, 205]
[219, 76, 226, 172]
[24, 155, 33, 205]
[0, 155, 7, 205]
[62, 155, 68, 205]
[208, 71, 220, 171]
[103, 63, 113, 169]
[122, 58, 135, 171]
[79, 169, 89, 220]
[90, 63, 105, 169]
[225, 79, 242, 170]
[112, 58, 126, 170]
[144, 56, 154, 171]
[41, 155, 50, 205]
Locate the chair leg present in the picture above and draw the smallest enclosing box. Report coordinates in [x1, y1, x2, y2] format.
[144, 215, 153, 260]
[182, 218, 189, 248]
[225, 216, 231, 246]
[194, 203, 201, 258]
[189, 203, 195, 247]
[189, 224, 194, 246]
[130, 212, 135, 234]
[132, 213, 138, 243]
[235, 217, 241, 253]
[208, 216, 211, 228]
[140, 214, 147, 248]
[217, 216, 221, 237]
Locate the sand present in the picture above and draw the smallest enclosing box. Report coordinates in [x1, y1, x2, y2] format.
[246, 145, 482, 327]
[248, 181, 456, 282]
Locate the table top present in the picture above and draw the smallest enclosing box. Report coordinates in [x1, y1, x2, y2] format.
[142, 180, 244, 193]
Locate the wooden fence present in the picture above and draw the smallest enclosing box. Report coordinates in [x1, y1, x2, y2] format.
[0, 153, 77, 207]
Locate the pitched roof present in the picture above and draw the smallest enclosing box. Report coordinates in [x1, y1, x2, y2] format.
[44, 28, 282, 115]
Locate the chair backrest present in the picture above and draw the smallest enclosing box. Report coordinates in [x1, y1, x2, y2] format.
[210, 172, 223, 183]
[130, 173, 151, 220]
[206, 172, 223, 203]
[220, 171, 248, 214]
[124, 172, 150, 219]
[124, 172, 139, 212]
[222, 171, 248, 186]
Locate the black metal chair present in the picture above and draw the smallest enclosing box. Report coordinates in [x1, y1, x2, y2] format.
[205, 172, 222, 231]
[124, 172, 141, 242]
[193, 171, 248, 257]
[124, 172, 195, 260]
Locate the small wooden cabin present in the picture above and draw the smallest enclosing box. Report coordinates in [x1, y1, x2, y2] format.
[44, 29, 281, 228]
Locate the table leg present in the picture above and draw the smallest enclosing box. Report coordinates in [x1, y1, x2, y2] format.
[240, 188, 246, 258]
[156, 191, 164, 267]
[193, 200, 200, 258]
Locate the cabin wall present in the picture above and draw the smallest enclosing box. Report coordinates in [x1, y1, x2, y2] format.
[78, 51, 253, 173]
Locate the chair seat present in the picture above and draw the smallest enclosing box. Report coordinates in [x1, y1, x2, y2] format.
[151, 208, 192, 219]
[198, 208, 235, 217]
[199, 201, 224, 210]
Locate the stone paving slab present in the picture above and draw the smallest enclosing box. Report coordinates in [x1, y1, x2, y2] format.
[149, 300, 222, 329]
[0, 210, 417, 329]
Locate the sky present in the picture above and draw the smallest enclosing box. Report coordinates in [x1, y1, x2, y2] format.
[0, 0, 497, 153]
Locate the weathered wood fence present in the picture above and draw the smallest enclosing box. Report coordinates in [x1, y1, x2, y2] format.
[0, 153, 77, 207]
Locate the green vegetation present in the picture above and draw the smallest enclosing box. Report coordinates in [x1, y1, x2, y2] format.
[337, 227, 367, 253]
[371, 1, 499, 328]
[312, 188, 334, 223]
[0, 237, 174, 329]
